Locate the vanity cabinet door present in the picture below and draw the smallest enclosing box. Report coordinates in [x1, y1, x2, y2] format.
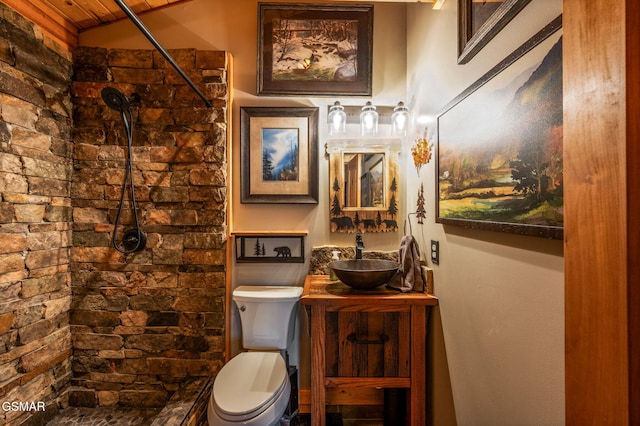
[325, 309, 411, 378]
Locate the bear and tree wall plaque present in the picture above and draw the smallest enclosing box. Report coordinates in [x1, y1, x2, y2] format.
[234, 232, 306, 263]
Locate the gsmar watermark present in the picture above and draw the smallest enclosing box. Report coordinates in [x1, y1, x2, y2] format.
[2, 401, 46, 412]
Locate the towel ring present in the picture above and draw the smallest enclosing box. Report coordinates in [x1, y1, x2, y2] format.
[404, 212, 418, 236]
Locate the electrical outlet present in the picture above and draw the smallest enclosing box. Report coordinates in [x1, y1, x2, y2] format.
[430, 240, 439, 264]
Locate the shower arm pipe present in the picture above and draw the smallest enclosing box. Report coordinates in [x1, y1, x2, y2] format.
[113, 0, 213, 108]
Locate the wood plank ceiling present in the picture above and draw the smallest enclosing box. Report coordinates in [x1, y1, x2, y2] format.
[1, 0, 195, 50]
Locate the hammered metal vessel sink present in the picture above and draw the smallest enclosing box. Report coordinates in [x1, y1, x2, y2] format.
[327, 259, 400, 290]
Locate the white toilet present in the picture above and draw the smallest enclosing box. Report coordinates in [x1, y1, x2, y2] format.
[208, 285, 303, 426]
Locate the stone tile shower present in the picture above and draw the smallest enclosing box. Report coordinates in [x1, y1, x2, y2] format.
[1, 5, 230, 424]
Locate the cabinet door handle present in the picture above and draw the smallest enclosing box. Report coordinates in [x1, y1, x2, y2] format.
[347, 333, 389, 345]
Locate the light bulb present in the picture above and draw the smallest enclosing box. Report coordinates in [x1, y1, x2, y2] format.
[360, 101, 378, 136]
[327, 101, 346, 135]
[392, 101, 410, 136]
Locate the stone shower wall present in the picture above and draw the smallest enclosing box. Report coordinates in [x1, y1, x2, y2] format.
[71, 47, 228, 407]
[0, 4, 74, 425]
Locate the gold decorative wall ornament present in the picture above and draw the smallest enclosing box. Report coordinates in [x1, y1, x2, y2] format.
[410, 129, 433, 175]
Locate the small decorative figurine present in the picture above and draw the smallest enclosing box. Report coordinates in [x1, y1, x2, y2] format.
[416, 183, 426, 224]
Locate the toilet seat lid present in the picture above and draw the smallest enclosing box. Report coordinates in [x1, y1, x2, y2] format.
[213, 352, 288, 420]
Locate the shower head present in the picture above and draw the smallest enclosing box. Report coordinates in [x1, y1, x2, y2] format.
[101, 87, 137, 112]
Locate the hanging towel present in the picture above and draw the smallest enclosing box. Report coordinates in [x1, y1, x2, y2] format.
[387, 235, 426, 293]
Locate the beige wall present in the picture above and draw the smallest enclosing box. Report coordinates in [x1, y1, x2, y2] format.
[406, 1, 564, 425]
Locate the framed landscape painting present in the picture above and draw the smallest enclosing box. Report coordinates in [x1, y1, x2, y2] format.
[241, 106, 319, 204]
[257, 2, 373, 96]
[437, 16, 563, 239]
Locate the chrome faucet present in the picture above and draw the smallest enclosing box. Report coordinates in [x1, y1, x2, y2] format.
[355, 233, 364, 259]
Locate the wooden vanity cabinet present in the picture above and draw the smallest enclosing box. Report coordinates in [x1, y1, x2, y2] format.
[301, 275, 438, 426]
[324, 309, 411, 379]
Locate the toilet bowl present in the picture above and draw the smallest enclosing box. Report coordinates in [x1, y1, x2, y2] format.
[208, 352, 291, 426]
[208, 285, 302, 426]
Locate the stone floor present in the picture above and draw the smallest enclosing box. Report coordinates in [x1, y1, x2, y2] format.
[44, 410, 376, 426]
[44, 407, 381, 426]
[45, 409, 308, 426]
[46, 407, 163, 426]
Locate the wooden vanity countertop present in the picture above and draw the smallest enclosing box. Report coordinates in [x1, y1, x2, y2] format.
[301, 274, 438, 306]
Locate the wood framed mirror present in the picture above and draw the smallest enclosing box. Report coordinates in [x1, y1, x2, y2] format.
[327, 138, 401, 233]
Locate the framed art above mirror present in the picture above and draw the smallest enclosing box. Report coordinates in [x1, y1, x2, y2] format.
[326, 138, 401, 233]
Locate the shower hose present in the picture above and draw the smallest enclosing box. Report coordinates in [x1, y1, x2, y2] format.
[111, 106, 145, 253]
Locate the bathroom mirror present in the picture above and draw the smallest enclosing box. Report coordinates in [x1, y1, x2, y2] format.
[343, 152, 385, 208]
[327, 138, 401, 233]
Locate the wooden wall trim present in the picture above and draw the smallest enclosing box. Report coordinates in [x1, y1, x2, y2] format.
[1, 0, 78, 50]
[225, 54, 234, 364]
[564, 1, 639, 424]
[626, 2, 640, 424]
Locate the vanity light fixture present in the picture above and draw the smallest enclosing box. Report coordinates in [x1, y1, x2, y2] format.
[326, 101, 408, 137]
[360, 101, 378, 136]
[327, 101, 347, 135]
[391, 101, 410, 136]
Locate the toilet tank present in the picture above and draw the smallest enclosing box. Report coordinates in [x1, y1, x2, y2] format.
[232, 285, 303, 350]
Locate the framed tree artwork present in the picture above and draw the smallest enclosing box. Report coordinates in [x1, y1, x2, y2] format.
[241, 106, 319, 204]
